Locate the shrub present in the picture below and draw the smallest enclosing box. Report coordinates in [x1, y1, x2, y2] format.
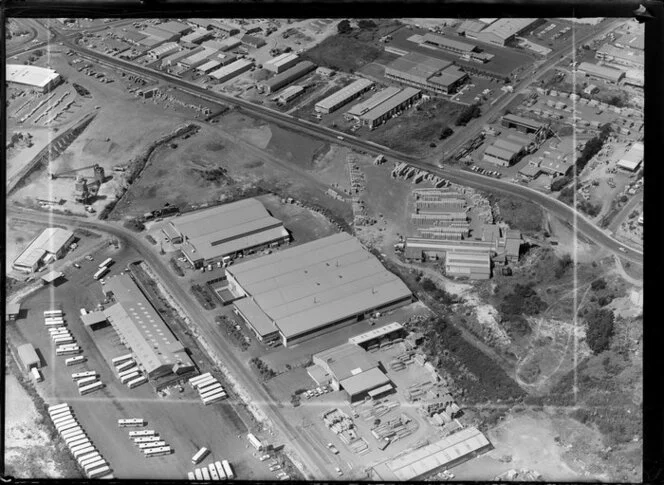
[555, 253, 573, 278]
[590, 278, 607, 291]
[585, 308, 615, 354]
[455, 103, 482, 126]
[337, 20, 352, 34]
[499, 283, 547, 317]
[551, 176, 571, 192]
[439, 126, 454, 140]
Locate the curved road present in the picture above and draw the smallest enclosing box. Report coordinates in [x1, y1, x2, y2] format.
[43, 20, 642, 263]
[7, 206, 329, 479]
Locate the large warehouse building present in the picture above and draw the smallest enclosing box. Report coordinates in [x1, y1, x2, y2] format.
[420, 33, 478, 54]
[474, 18, 543, 46]
[577, 62, 625, 84]
[12, 227, 74, 273]
[360, 87, 422, 129]
[370, 427, 492, 480]
[209, 58, 254, 82]
[347, 86, 401, 120]
[260, 60, 316, 94]
[385, 52, 469, 94]
[315, 78, 374, 114]
[6, 64, 63, 93]
[162, 198, 290, 268]
[263, 53, 300, 73]
[309, 343, 394, 402]
[227, 232, 414, 346]
[102, 274, 196, 382]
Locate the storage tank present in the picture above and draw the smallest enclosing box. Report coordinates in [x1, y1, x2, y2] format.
[93, 164, 105, 185]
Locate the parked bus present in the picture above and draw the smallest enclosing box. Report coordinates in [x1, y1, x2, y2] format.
[56, 346, 81, 356]
[116, 360, 135, 373]
[51, 409, 73, 421]
[118, 367, 139, 378]
[214, 461, 226, 479]
[138, 441, 166, 450]
[134, 436, 160, 444]
[48, 403, 69, 414]
[202, 391, 226, 405]
[87, 465, 110, 479]
[191, 447, 209, 464]
[144, 446, 171, 457]
[127, 375, 148, 389]
[188, 471, 195, 480]
[221, 460, 234, 479]
[192, 376, 215, 389]
[48, 327, 69, 334]
[79, 381, 104, 395]
[53, 335, 75, 345]
[70, 441, 92, 454]
[247, 433, 263, 451]
[188, 372, 212, 387]
[83, 458, 106, 473]
[80, 308, 88, 316]
[45, 319, 65, 326]
[128, 429, 156, 438]
[44, 310, 63, 318]
[111, 354, 133, 366]
[194, 468, 204, 480]
[31, 367, 44, 382]
[93, 267, 109, 280]
[120, 371, 140, 384]
[76, 376, 98, 387]
[198, 382, 222, 394]
[200, 467, 210, 481]
[118, 418, 145, 428]
[99, 258, 113, 269]
[66, 356, 86, 366]
[73, 444, 95, 458]
[57, 422, 79, 433]
[79, 453, 101, 466]
[72, 371, 98, 381]
[68, 437, 90, 449]
[208, 463, 220, 481]
[64, 431, 86, 444]
[53, 415, 75, 427]
[200, 388, 225, 401]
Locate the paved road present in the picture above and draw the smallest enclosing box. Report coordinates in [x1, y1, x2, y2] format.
[41, 19, 643, 263]
[7, 206, 330, 479]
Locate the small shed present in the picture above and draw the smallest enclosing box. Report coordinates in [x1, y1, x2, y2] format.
[6, 302, 21, 321]
[17, 343, 41, 371]
[41, 270, 64, 285]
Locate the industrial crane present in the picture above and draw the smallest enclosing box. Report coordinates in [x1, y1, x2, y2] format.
[48, 164, 98, 180]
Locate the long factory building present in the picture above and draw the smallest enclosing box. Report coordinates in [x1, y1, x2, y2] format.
[315, 78, 374, 114]
[12, 227, 74, 273]
[162, 198, 290, 268]
[6, 64, 63, 93]
[260, 61, 316, 94]
[385, 52, 469, 95]
[473, 18, 543, 46]
[577, 62, 625, 84]
[101, 274, 196, 382]
[209, 58, 254, 82]
[263, 53, 300, 73]
[227, 232, 414, 346]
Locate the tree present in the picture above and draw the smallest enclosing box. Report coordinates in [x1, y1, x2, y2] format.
[591, 278, 607, 291]
[555, 253, 573, 278]
[337, 20, 352, 34]
[455, 103, 482, 126]
[358, 20, 377, 30]
[550, 176, 571, 192]
[586, 308, 615, 354]
[439, 126, 454, 140]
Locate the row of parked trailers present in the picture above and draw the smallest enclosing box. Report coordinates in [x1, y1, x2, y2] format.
[111, 353, 148, 389]
[45, 310, 87, 358]
[125, 426, 173, 458]
[188, 373, 228, 405]
[47, 403, 113, 479]
[188, 460, 234, 481]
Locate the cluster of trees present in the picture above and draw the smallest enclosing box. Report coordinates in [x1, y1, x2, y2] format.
[455, 103, 482, 126]
[499, 282, 547, 318]
[338, 19, 378, 34]
[590, 278, 607, 291]
[190, 284, 216, 310]
[169, 257, 184, 277]
[218, 315, 250, 351]
[574, 123, 612, 176]
[439, 126, 454, 140]
[577, 199, 602, 217]
[419, 277, 460, 305]
[585, 308, 615, 354]
[554, 253, 573, 278]
[550, 175, 571, 192]
[249, 357, 277, 380]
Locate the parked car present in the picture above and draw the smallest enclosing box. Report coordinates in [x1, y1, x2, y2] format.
[73, 263, 81, 269]
[85, 255, 94, 261]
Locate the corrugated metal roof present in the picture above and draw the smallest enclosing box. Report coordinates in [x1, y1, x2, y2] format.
[349, 322, 404, 345]
[578, 62, 625, 82]
[173, 199, 272, 239]
[314, 343, 378, 381]
[41, 271, 64, 283]
[197, 60, 221, 72]
[155, 21, 190, 35]
[6, 64, 61, 89]
[181, 225, 288, 262]
[263, 61, 316, 90]
[339, 367, 391, 396]
[386, 52, 451, 83]
[103, 275, 194, 376]
[209, 58, 253, 80]
[421, 33, 476, 52]
[347, 87, 401, 117]
[361, 87, 421, 122]
[18, 344, 40, 368]
[14, 227, 73, 269]
[315, 78, 374, 111]
[428, 66, 467, 88]
[81, 311, 107, 326]
[502, 113, 543, 129]
[476, 18, 538, 40]
[233, 297, 277, 337]
[228, 233, 412, 339]
[265, 52, 299, 68]
[484, 145, 517, 160]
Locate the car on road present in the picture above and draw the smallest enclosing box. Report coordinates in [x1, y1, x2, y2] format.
[335, 467, 343, 476]
[73, 263, 81, 269]
[618, 247, 628, 253]
[85, 255, 94, 261]
[327, 443, 339, 454]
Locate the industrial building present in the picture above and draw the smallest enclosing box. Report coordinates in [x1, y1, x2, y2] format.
[539, 158, 572, 176]
[260, 61, 316, 94]
[209, 59, 254, 82]
[595, 44, 644, 69]
[215, 52, 238, 66]
[421, 33, 478, 54]
[577, 62, 625, 84]
[617, 142, 644, 171]
[163, 198, 289, 268]
[456, 20, 487, 38]
[177, 48, 215, 69]
[385, 52, 469, 94]
[6, 64, 63, 93]
[347, 86, 401, 120]
[348, 322, 407, 350]
[404, 238, 495, 262]
[6, 302, 21, 321]
[315, 78, 374, 114]
[445, 252, 491, 279]
[12, 227, 75, 273]
[161, 48, 197, 67]
[148, 42, 180, 60]
[202, 37, 241, 52]
[474, 18, 543, 46]
[41, 270, 64, 285]
[141, 26, 181, 42]
[241, 34, 266, 49]
[483, 133, 532, 167]
[102, 274, 196, 381]
[309, 343, 394, 402]
[275, 85, 305, 103]
[501, 113, 544, 134]
[17, 343, 41, 372]
[370, 427, 492, 481]
[227, 233, 414, 346]
[614, 33, 644, 51]
[263, 53, 300, 73]
[180, 28, 213, 45]
[360, 87, 422, 129]
[196, 59, 221, 74]
[155, 21, 192, 37]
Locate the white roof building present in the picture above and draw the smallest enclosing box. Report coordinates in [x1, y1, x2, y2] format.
[6, 64, 62, 92]
[13, 227, 74, 273]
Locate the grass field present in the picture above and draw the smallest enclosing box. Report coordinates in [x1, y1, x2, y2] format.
[302, 34, 393, 73]
[490, 192, 544, 234]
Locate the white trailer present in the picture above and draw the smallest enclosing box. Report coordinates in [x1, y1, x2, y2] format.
[111, 353, 133, 366]
[192, 447, 209, 464]
[116, 360, 135, 373]
[78, 452, 101, 466]
[87, 465, 111, 479]
[127, 375, 147, 388]
[200, 467, 210, 481]
[79, 381, 104, 395]
[73, 444, 96, 459]
[48, 403, 69, 414]
[192, 376, 216, 389]
[198, 382, 222, 394]
[120, 371, 140, 384]
[138, 440, 167, 450]
[188, 471, 195, 480]
[202, 391, 227, 405]
[64, 432, 86, 445]
[54, 416, 76, 427]
[67, 437, 90, 450]
[57, 422, 80, 433]
[208, 463, 220, 480]
[83, 458, 106, 473]
[76, 376, 98, 387]
[50, 408, 73, 420]
[65, 356, 87, 366]
[214, 461, 226, 479]
[188, 372, 212, 386]
[221, 460, 234, 479]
